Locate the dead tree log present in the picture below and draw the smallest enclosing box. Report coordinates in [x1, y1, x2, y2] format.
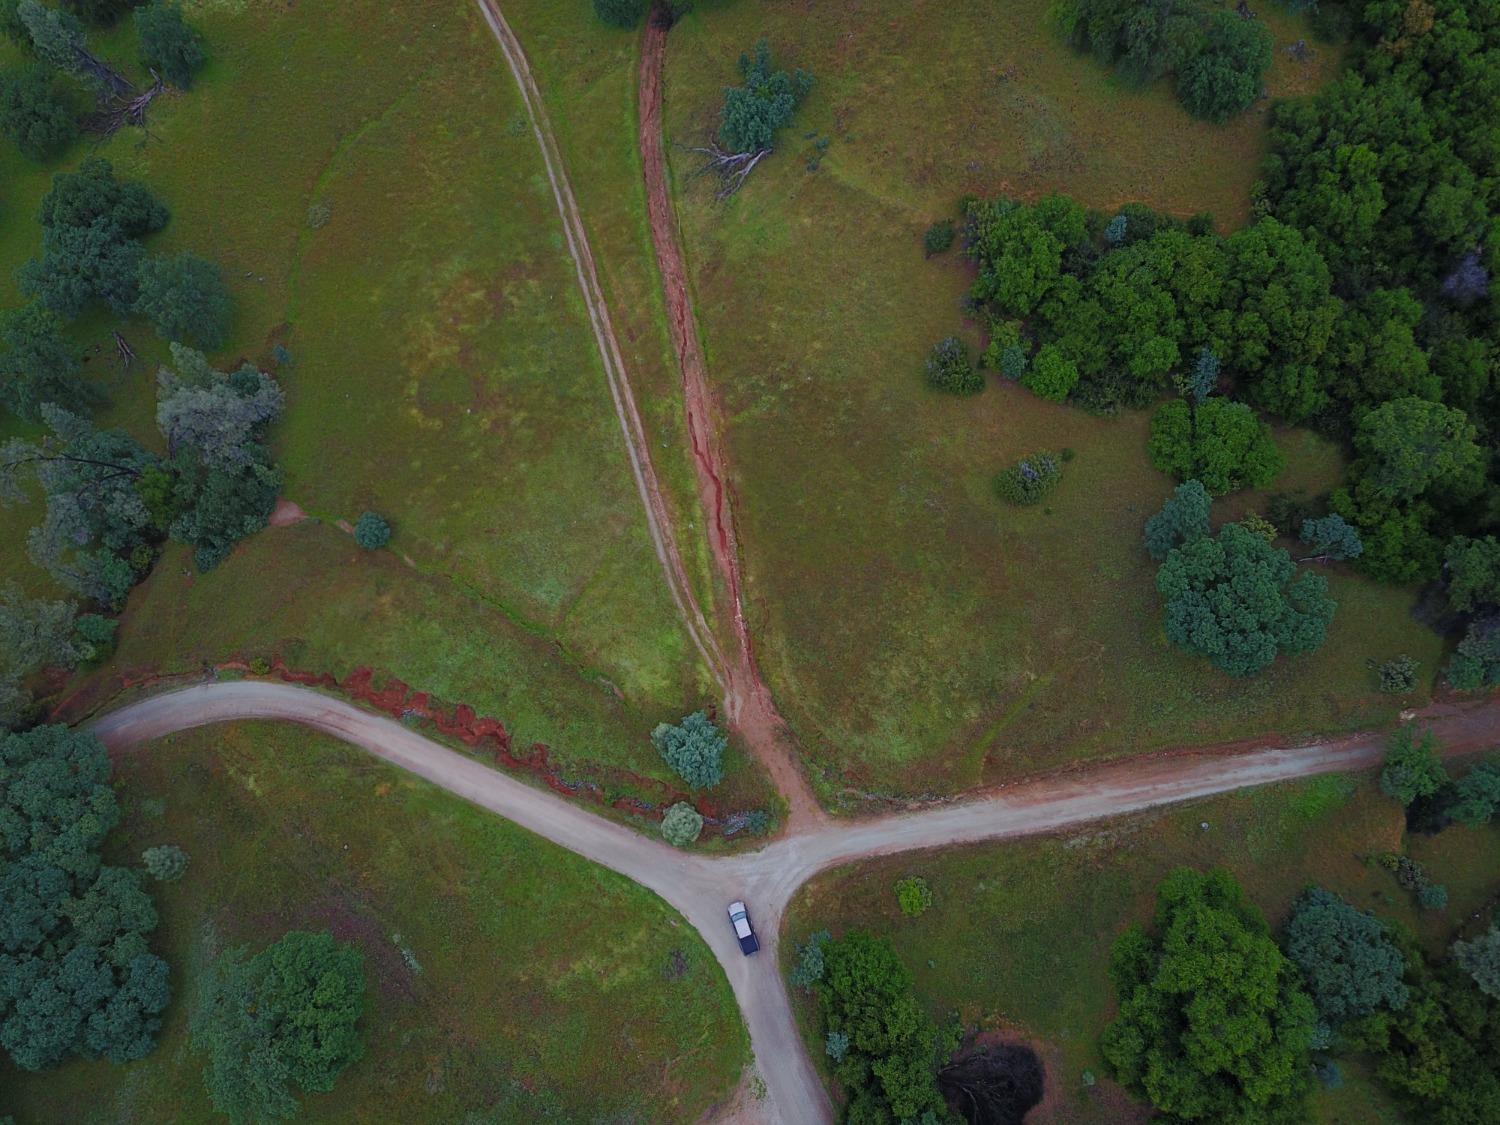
[90, 71, 165, 138]
[72, 46, 135, 101]
[112, 331, 135, 371]
[682, 143, 771, 200]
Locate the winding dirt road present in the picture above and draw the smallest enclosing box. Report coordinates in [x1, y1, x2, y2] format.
[91, 682, 1500, 1124]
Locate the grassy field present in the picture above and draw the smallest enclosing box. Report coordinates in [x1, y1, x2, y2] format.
[784, 767, 1500, 1121]
[84, 522, 778, 820]
[0, 2, 725, 780]
[655, 0, 1436, 800]
[2, 721, 747, 1122]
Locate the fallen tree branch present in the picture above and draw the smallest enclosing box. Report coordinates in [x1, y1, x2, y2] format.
[88, 71, 165, 139]
[680, 142, 771, 199]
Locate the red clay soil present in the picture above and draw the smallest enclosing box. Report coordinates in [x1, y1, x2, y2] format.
[53, 658, 740, 827]
[638, 21, 825, 829]
[268, 498, 308, 527]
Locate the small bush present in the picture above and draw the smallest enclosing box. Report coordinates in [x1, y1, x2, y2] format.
[591, 0, 644, 29]
[142, 843, 188, 882]
[659, 802, 703, 847]
[1372, 655, 1418, 694]
[998, 343, 1027, 380]
[894, 876, 932, 917]
[248, 656, 271, 676]
[825, 1030, 850, 1061]
[1380, 727, 1447, 806]
[996, 451, 1062, 506]
[72, 612, 116, 661]
[1241, 512, 1277, 542]
[923, 219, 955, 256]
[1022, 342, 1079, 401]
[1417, 882, 1448, 911]
[353, 511, 390, 550]
[306, 200, 331, 230]
[134, 1, 205, 89]
[1267, 491, 1319, 536]
[925, 336, 982, 395]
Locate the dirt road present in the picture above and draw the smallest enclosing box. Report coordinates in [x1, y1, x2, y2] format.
[90, 682, 1500, 1124]
[471, 0, 822, 829]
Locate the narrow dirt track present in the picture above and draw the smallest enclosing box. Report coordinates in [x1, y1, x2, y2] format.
[90, 682, 1500, 1125]
[472, 0, 822, 830]
[636, 21, 822, 829]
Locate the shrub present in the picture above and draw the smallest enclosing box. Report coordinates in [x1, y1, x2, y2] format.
[1450, 760, 1500, 828]
[1299, 514, 1363, 561]
[1266, 492, 1319, 536]
[1447, 618, 1500, 691]
[894, 876, 932, 917]
[0, 63, 74, 160]
[1241, 511, 1278, 542]
[659, 802, 702, 847]
[72, 611, 116, 661]
[925, 336, 981, 395]
[1102, 868, 1315, 1121]
[133, 1, 203, 88]
[591, 0, 644, 30]
[995, 451, 1062, 506]
[191, 931, 364, 1122]
[1452, 926, 1500, 999]
[1147, 398, 1283, 495]
[353, 511, 390, 550]
[141, 843, 188, 882]
[1156, 522, 1335, 676]
[1417, 882, 1448, 911]
[1104, 213, 1128, 244]
[824, 1030, 849, 1061]
[1022, 342, 1079, 401]
[719, 39, 813, 154]
[1444, 535, 1500, 615]
[1372, 655, 1419, 694]
[1379, 727, 1447, 806]
[1175, 11, 1272, 123]
[248, 656, 271, 676]
[1143, 479, 1211, 560]
[998, 342, 1027, 380]
[134, 251, 231, 348]
[788, 930, 830, 989]
[651, 710, 726, 789]
[923, 219, 955, 256]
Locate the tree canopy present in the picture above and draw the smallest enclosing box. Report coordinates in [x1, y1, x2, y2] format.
[1156, 521, 1335, 676]
[718, 39, 812, 155]
[134, 250, 232, 348]
[1144, 479, 1211, 561]
[1284, 888, 1408, 1027]
[0, 724, 170, 1071]
[1147, 398, 1282, 495]
[0, 63, 74, 161]
[651, 710, 727, 790]
[1379, 727, 1448, 807]
[1101, 867, 1316, 1122]
[133, 0, 203, 88]
[191, 930, 365, 1123]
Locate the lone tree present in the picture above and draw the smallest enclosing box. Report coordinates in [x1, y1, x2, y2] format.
[353, 511, 390, 550]
[1175, 10, 1273, 123]
[191, 930, 365, 1123]
[1102, 867, 1316, 1121]
[693, 39, 811, 197]
[1156, 521, 1335, 676]
[651, 710, 727, 789]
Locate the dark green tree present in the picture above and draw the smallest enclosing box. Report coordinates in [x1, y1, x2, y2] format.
[133, 0, 202, 87]
[1101, 867, 1316, 1121]
[1148, 398, 1283, 496]
[651, 710, 727, 789]
[1379, 727, 1447, 807]
[1144, 479, 1211, 561]
[1450, 760, 1500, 829]
[38, 156, 169, 238]
[135, 251, 231, 348]
[0, 301, 89, 419]
[925, 336, 981, 395]
[816, 930, 951, 1122]
[1022, 342, 1079, 401]
[1447, 619, 1500, 692]
[352, 511, 389, 550]
[1156, 521, 1335, 676]
[0, 725, 170, 1070]
[191, 931, 365, 1123]
[1351, 398, 1484, 506]
[969, 195, 1087, 317]
[591, 0, 643, 30]
[1284, 888, 1408, 1025]
[1325, 288, 1439, 412]
[718, 39, 812, 155]
[1175, 10, 1271, 123]
[0, 63, 75, 160]
[1298, 515, 1363, 562]
[62, 0, 142, 27]
[1444, 536, 1500, 615]
[19, 218, 146, 317]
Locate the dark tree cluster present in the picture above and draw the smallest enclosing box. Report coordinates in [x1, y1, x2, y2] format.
[814, 930, 956, 1122]
[1057, 0, 1273, 121]
[0, 724, 171, 1071]
[0, 344, 284, 605]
